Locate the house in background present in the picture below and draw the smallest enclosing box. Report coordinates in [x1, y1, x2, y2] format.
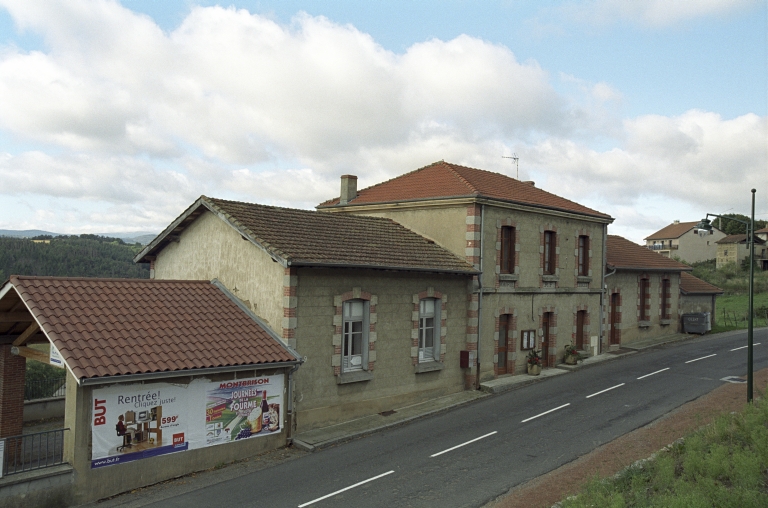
[605, 235, 692, 348]
[644, 220, 725, 263]
[318, 161, 614, 380]
[679, 272, 723, 324]
[136, 196, 477, 432]
[715, 234, 767, 269]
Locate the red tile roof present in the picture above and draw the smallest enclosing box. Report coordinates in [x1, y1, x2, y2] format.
[3, 276, 299, 382]
[716, 234, 766, 245]
[138, 196, 476, 274]
[679, 272, 723, 295]
[644, 221, 699, 240]
[606, 235, 692, 271]
[317, 161, 612, 220]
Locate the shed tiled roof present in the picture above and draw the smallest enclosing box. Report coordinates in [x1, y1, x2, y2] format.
[756, 227, 768, 234]
[606, 235, 692, 271]
[679, 272, 723, 295]
[4, 276, 299, 382]
[317, 161, 612, 220]
[716, 234, 766, 245]
[645, 221, 699, 240]
[138, 196, 476, 274]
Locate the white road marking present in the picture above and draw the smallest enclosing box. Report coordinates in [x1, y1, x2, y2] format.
[637, 368, 669, 380]
[521, 403, 570, 423]
[685, 354, 717, 363]
[430, 431, 498, 458]
[585, 383, 625, 399]
[298, 470, 395, 507]
[730, 343, 761, 351]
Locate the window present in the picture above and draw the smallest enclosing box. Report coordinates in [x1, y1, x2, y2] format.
[419, 298, 441, 362]
[578, 235, 589, 276]
[501, 226, 515, 274]
[521, 330, 536, 350]
[639, 277, 650, 321]
[544, 231, 556, 274]
[661, 278, 670, 319]
[343, 300, 368, 372]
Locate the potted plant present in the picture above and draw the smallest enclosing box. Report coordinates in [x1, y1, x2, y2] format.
[527, 349, 542, 375]
[563, 343, 584, 365]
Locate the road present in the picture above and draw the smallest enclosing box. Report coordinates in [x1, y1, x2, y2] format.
[147, 329, 767, 508]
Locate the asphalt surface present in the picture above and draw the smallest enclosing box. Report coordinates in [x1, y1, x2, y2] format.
[87, 329, 768, 508]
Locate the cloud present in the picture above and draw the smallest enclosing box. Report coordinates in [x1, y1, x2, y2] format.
[0, 0, 764, 241]
[562, 0, 756, 27]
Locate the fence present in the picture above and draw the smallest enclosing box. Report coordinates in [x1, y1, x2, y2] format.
[720, 308, 768, 328]
[24, 375, 66, 401]
[2, 428, 68, 476]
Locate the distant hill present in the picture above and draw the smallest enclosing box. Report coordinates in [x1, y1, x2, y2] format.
[0, 235, 150, 280]
[0, 229, 157, 245]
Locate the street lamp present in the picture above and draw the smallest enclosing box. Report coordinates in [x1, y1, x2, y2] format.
[696, 188, 757, 403]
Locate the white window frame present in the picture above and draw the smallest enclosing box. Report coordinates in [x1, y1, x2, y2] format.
[342, 299, 369, 372]
[418, 298, 441, 363]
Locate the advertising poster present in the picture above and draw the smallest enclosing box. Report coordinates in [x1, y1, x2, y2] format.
[205, 376, 284, 445]
[91, 374, 283, 468]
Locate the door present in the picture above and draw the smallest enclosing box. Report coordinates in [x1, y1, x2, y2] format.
[610, 293, 620, 345]
[498, 314, 509, 375]
[575, 310, 585, 350]
[542, 312, 552, 367]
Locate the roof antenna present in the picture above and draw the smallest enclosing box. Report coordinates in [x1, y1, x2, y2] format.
[502, 154, 519, 179]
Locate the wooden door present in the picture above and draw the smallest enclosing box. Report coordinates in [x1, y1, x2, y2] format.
[575, 310, 585, 350]
[610, 293, 620, 345]
[542, 312, 551, 367]
[498, 314, 509, 375]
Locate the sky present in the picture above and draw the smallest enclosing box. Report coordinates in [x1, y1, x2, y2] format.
[0, 0, 765, 244]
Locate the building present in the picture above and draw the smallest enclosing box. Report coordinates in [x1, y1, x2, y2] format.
[715, 234, 767, 269]
[0, 276, 301, 504]
[605, 235, 691, 347]
[318, 161, 614, 379]
[644, 220, 725, 263]
[679, 271, 723, 324]
[136, 196, 477, 432]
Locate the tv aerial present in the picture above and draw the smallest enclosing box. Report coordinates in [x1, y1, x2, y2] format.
[502, 153, 519, 179]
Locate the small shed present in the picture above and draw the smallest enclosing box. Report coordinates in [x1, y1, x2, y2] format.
[0, 276, 301, 505]
[679, 272, 724, 326]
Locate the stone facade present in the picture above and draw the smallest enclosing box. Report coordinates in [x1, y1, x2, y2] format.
[604, 271, 682, 346]
[325, 198, 610, 382]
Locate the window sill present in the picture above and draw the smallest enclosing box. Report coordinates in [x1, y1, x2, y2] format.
[660, 319, 673, 326]
[638, 320, 651, 328]
[577, 276, 592, 283]
[336, 370, 373, 384]
[542, 275, 559, 282]
[499, 274, 519, 282]
[415, 361, 445, 374]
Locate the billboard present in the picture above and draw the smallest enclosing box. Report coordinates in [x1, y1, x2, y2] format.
[91, 374, 283, 468]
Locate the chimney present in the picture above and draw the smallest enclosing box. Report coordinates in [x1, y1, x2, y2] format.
[340, 175, 357, 205]
[674, 220, 679, 224]
[523, 181, 535, 187]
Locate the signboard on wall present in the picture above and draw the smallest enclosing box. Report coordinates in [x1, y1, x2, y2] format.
[49, 343, 65, 369]
[91, 374, 283, 468]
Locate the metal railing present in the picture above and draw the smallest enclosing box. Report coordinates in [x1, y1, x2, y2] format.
[2, 428, 68, 476]
[24, 376, 67, 400]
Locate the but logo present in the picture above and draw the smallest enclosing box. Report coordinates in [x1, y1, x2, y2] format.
[93, 399, 107, 426]
[173, 433, 185, 447]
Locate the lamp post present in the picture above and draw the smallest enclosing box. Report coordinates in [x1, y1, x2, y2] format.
[696, 189, 756, 403]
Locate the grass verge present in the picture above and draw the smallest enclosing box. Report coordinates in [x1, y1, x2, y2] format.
[558, 396, 768, 507]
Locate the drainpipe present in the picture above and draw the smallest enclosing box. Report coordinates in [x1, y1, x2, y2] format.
[286, 362, 301, 444]
[476, 204, 485, 390]
[599, 224, 610, 355]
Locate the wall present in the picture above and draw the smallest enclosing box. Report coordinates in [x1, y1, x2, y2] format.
[606, 271, 682, 346]
[24, 397, 65, 422]
[292, 268, 471, 431]
[675, 229, 724, 264]
[64, 368, 289, 504]
[716, 242, 748, 269]
[153, 211, 285, 333]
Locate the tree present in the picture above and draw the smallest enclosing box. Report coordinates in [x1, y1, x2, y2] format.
[715, 214, 768, 236]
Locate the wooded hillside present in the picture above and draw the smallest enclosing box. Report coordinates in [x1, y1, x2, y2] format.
[0, 234, 150, 280]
